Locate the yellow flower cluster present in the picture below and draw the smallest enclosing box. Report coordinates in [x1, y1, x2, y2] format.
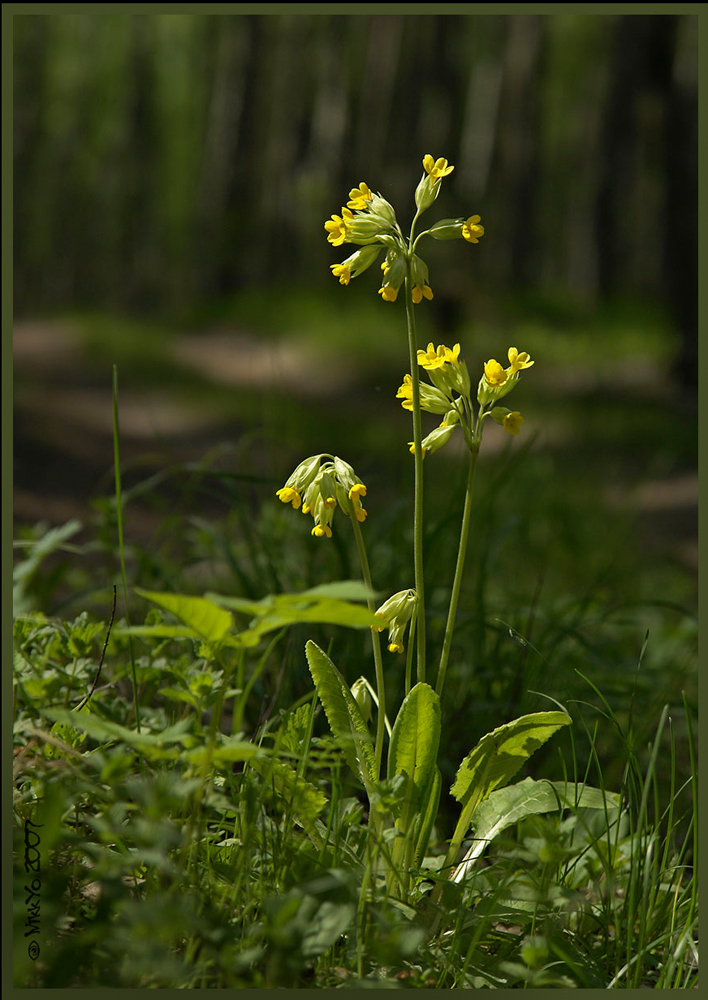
[326, 155, 484, 305]
[276, 455, 368, 539]
[397, 343, 535, 457]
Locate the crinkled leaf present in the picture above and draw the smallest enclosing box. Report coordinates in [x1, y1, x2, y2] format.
[452, 776, 620, 882]
[251, 756, 326, 845]
[305, 640, 376, 793]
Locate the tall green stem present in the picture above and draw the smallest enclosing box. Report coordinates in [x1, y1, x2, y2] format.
[435, 444, 479, 699]
[112, 365, 141, 733]
[404, 263, 426, 685]
[350, 515, 386, 779]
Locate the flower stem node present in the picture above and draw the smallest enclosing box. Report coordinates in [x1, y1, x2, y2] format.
[372, 589, 418, 654]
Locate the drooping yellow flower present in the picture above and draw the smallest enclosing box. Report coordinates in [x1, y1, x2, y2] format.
[372, 589, 417, 654]
[503, 411, 525, 435]
[311, 523, 333, 539]
[507, 348, 534, 373]
[330, 263, 351, 285]
[423, 154, 455, 179]
[348, 483, 367, 522]
[324, 208, 354, 246]
[346, 182, 373, 210]
[462, 215, 484, 243]
[276, 487, 301, 509]
[411, 284, 434, 305]
[483, 359, 509, 387]
[378, 284, 398, 302]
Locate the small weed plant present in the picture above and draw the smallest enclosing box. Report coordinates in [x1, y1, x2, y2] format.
[13, 156, 697, 989]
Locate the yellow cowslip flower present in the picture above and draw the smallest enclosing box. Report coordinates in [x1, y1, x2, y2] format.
[331, 263, 351, 285]
[483, 359, 509, 387]
[346, 182, 372, 210]
[503, 411, 525, 435]
[276, 487, 301, 509]
[311, 523, 333, 539]
[462, 215, 484, 243]
[388, 641, 405, 654]
[412, 284, 434, 304]
[378, 283, 398, 302]
[418, 342, 460, 370]
[507, 348, 534, 373]
[324, 208, 354, 246]
[423, 154, 455, 179]
[396, 374, 450, 414]
[417, 342, 448, 370]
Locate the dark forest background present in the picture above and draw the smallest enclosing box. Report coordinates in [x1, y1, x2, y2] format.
[13, 12, 698, 377]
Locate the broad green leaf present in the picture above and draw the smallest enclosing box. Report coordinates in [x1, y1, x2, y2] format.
[445, 712, 571, 874]
[295, 581, 376, 602]
[451, 711, 571, 812]
[452, 777, 620, 882]
[209, 588, 379, 647]
[387, 683, 441, 834]
[300, 900, 356, 959]
[305, 641, 376, 793]
[113, 624, 207, 640]
[41, 708, 195, 759]
[183, 739, 263, 767]
[134, 589, 233, 642]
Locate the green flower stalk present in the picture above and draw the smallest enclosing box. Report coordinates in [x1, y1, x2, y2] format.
[324, 154, 485, 685]
[276, 453, 387, 777]
[392, 341, 535, 696]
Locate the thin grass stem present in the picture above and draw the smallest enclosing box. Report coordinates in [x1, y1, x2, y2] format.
[436, 445, 479, 698]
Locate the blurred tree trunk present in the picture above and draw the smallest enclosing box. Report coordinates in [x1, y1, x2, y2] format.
[489, 15, 544, 289]
[664, 18, 698, 386]
[596, 14, 696, 385]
